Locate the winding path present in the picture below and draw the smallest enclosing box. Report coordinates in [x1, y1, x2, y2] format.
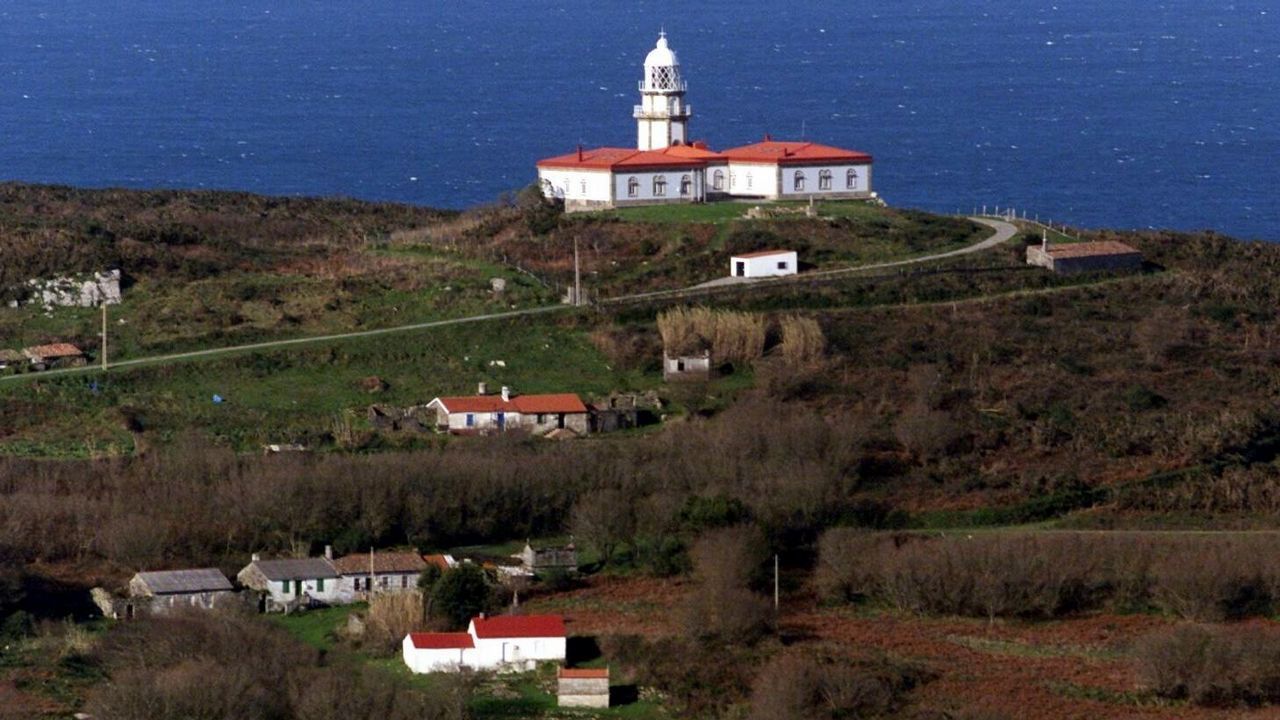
[0, 218, 1018, 383]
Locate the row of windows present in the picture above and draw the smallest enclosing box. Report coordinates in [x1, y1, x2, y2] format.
[715, 168, 860, 193]
[627, 175, 693, 198]
[552, 167, 862, 199]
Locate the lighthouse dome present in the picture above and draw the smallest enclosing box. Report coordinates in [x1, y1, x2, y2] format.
[644, 33, 679, 68]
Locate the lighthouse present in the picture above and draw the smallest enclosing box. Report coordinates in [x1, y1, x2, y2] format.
[634, 32, 691, 151]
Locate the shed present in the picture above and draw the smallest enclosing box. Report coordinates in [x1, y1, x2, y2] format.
[729, 249, 798, 279]
[1026, 240, 1143, 274]
[0, 350, 24, 372]
[128, 568, 236, 615]
[558, 667, 610, 708]
[518, 542, 578, 574]
[663, 350, 712, 382]
[23, 343, 86, 370]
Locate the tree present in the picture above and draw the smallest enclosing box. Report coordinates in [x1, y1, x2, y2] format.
[682, 526, 773, 644]
[571, 489, 635, 566]
[429, 565, 493, 630]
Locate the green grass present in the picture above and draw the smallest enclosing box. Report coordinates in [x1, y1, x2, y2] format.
[0, 314, 655, 455]
[267, 604, 362, 651]
[602, 199, 887, 225]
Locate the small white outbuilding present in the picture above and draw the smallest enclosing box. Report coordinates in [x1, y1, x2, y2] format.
[729, 250, 798, 279]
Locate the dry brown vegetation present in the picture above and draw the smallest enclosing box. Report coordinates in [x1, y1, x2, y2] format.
[819, 530, 1280, 622]
[85, 611, 469, 720]
[1134, 624, 1280, 707]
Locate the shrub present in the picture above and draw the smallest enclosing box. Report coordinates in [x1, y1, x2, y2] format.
[1134, 624, 1280, 707]
[747, 650, 932, 720]
[429, 565, 494, 629]
[818, 530, 1280, 621]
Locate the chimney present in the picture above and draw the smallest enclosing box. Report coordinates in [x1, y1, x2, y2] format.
[479, 612, 487, 620]
[501, 386, 511, 402]
[478, 381, 488, 396]
[324, 545, 333, 561]
[251, 552, 260, 563]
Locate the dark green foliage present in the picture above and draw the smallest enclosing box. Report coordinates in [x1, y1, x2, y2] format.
[1124, 385, 1168, 412]
[429, 565, 493, 629]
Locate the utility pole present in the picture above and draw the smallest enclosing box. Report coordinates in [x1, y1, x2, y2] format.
[573, 236, 582, 307]
[100, 303, 108, 370]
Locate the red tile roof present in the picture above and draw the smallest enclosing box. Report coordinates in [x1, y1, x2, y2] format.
[23, 343, 83, 359]
[423, 554, 453, 571]
[433, 393, 588, 415]
[408, 632, 474, 650]
[471, 614, 566, 639]
[1045, 241, 1141, 259]
[720, 140, 872, 166]
[537, 145, 720, 171]
[559, 668, 609, 679]
[731, 249, 795, 259]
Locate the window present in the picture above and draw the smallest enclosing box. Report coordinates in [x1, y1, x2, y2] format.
[627, 176, 639, 197]
[846, 169, 858, 189]
[680, 175, 692, 196]
[316, 578, 325, 592]
[579, 179, 587, 195]
[354, 577, 362, 591]
[746, 172, 753, 189]
[793, 170, 805, 192]
[465, 413, 474, 427]
[536, 413, 546, 424]
[380, 577, 389, 589]
[819, 169, 832, 190]
[653, 175, 667, 196]
[777, 261, 788, 270]
[713, 169, 724, 191]
[730, 172, 736, 189]
[402, 575, 409, 589]
[294, 580, 302, 596]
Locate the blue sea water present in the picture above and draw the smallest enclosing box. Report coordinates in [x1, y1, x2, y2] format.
[0, 1, 1276, 239]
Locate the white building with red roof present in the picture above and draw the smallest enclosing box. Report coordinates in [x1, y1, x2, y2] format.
[425, 384, 590, 436]
[536, 33, 874, 212]
[402, 613, 568, 673]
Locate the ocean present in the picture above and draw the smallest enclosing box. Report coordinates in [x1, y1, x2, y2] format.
[0, 1, 1275, 239]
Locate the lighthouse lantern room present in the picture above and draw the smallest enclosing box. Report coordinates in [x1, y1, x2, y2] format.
[634, 32, 691, 151]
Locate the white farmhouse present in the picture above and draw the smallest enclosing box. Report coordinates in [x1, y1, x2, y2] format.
[402, 613, 567, 674]
[426, 386, 589, 436]
[536, 33, 874, 212]
[236, 554, 342, 611]
[730, 249, 798, 279]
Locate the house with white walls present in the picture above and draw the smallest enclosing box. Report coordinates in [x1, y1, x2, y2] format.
[236, 553, 342, 611]
[536, 33, 874, 212]
[402, 613, 567, 673]
[729, 249, 798, 279]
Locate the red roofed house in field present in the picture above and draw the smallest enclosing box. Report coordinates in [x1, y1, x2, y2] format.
[536, 33, 873, 212]
[402, 613, 567, 673]
[22, 343, 86, 370]
[425, 384, 590, 436]
[1026, 238, 1144, 274]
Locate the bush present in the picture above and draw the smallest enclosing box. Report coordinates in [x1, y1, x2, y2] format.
[818, 530, 1280, 621]
[429, 565, 494, 630]
[747, 651, 932, 720]
[1135, 624, 1280, 707]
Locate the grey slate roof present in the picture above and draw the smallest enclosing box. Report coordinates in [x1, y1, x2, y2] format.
[134, 568, 233, 595]
[249, 557, 339, 582]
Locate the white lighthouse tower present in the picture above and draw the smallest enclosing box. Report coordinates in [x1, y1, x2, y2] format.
[634, 32, 691, 151]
